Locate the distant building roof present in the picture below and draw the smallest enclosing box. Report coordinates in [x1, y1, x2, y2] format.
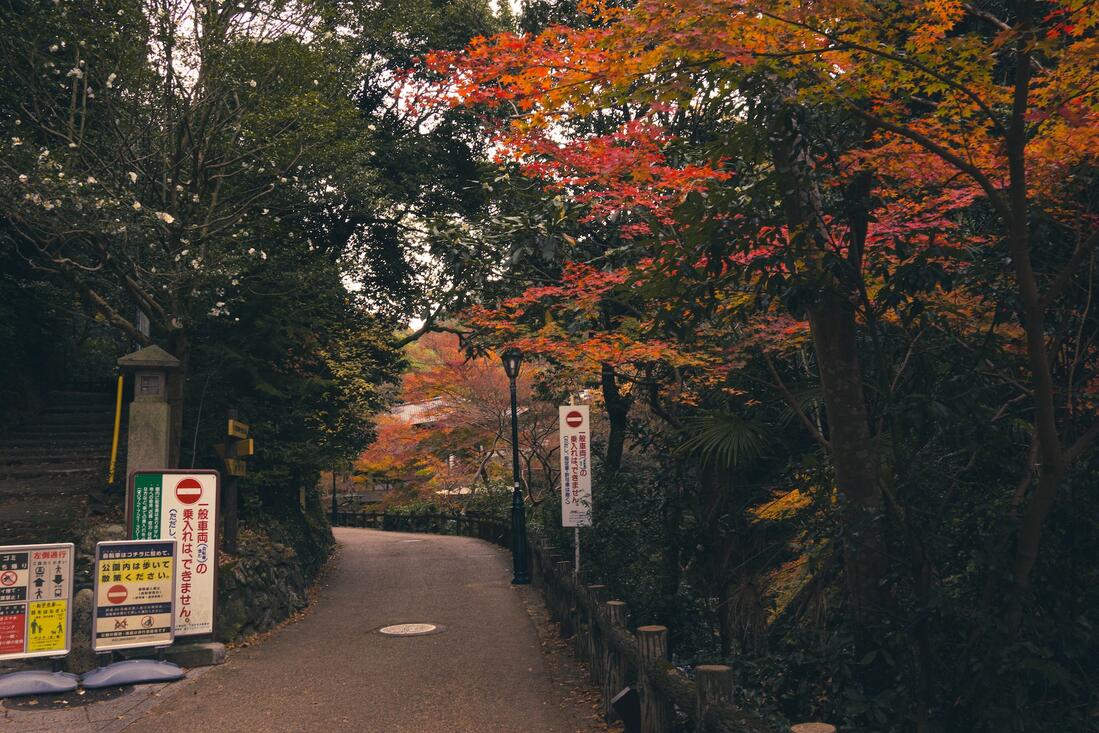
[392, 396, 448, 426]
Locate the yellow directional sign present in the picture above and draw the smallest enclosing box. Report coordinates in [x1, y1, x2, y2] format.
[232, 438, 254, 457]
[224, 458, 247, 477]
[227, 419, 250, 439]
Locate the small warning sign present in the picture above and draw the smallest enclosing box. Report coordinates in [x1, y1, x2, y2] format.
[93, 540, 176, 651]
[27, 600, 66, 652]
[0, 604, 26, 655]
[0, 543, 73, 661]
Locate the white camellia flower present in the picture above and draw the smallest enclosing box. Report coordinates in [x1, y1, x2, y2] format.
[49, 44, 59, 52]
[247, 247, 256, 255]
[191, 194, 199, 202]
[67, 68, 83, 78]
[260, 251, 267, 260]
[248, 79, 257, 88]
[156, 211, 174, 224]
[68, 142, 77, 148]
[128, 171, 137, 183]
[86, 176, 97, 183]
[11, 137, 22, 146]
[18, 174, 28, 183]
[132, 201, 141, 210]
[106, 73, 116, 88]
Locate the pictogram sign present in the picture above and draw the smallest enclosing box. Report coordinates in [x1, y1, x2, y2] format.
[92, 540, 176, 651]
[0, 543, 74, 661]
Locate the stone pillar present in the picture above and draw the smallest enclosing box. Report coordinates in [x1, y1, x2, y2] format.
[118, 345, 181, 478]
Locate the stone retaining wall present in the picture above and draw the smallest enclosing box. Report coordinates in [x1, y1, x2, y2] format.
[216, 534, 316, 641]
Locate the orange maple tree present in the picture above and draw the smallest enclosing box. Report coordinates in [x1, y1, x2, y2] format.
[422, 0, 1099, 628]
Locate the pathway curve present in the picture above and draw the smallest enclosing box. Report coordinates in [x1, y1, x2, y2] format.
[124, 528, 591, 733]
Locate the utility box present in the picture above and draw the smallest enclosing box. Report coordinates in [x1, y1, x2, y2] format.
[118, 345, 181, 476]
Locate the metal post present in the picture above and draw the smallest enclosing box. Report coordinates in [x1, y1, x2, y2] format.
[509, 376, 530, 584]
[575, 527, 580, 575]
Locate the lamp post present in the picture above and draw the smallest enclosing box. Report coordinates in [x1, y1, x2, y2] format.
[501, 347, 530, 585]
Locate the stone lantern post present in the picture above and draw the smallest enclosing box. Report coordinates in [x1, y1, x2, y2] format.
[118, 345, 181, 477]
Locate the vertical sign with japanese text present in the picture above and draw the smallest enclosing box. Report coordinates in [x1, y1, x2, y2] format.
[128, 470, 218, 637]
[0, 543, 74, 661]
[559, 405, 593, 527]
[93, 540, 175, 651]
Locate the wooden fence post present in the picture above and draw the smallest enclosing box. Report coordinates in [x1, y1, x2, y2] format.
[603, 600, 627, 722]
[587, 585, 608, 681]
[695, 665, 734, 733]
[637, 625, 671, 733]
[554, 561, 573, 636]
[790, 725, 836, 733]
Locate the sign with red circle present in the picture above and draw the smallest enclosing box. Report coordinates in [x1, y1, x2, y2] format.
[0, 571, 16, 587]
[107, 585, 128, 604]
[565, 410, 584, 428]
[175, 477, 203, 504]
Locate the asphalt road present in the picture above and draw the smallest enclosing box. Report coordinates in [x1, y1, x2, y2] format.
[123, 528, 591, 733]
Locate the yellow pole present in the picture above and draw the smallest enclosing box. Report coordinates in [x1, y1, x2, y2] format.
[107, 374, 124, 485]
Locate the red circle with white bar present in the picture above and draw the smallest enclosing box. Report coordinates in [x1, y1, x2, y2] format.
[175, 477, 203, 504]
[107, 585, 128, 604]
[565, 410, 583, 428]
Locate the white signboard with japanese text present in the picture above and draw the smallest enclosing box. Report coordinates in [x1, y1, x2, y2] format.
[92, 540, 175, 651]
[559, 405, 593, 527]
[128, 470, 219, 638]
[0, 543, 74, 661]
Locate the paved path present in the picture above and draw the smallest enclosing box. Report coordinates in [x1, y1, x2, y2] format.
[119, 528, 589, 732]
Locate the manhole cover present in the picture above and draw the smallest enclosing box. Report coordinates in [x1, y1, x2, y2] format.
[378, 623, 443, 636]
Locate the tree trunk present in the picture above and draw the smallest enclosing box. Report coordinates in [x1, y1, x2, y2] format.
[166, 329, 190, 469]
[767, 90, 888, 623]
[808, 300, 888, 620]
[600, 363, 630, 472]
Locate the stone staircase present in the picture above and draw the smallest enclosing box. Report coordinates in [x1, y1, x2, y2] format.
[0, 387, 124, 545]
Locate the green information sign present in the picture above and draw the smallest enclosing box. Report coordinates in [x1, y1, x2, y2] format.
[131, 473, 163, 540]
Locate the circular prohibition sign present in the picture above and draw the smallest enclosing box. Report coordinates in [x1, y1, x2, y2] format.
[175, 477, 203, 504]
[0, 571, 17, 587]
[565, 410, 584, 428]
[107, 584, 128, 604]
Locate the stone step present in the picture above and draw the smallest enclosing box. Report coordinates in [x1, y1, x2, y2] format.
[0, 464, 101, 481]
[42, 402, 119, 414]
[38, 413, 117, 424]
[0, 474, 103, 497]
[0, 450, 110, 465]
[45, 390, 116, 406]
[13, 424, 116, 436]
[0, 437, 116, 451]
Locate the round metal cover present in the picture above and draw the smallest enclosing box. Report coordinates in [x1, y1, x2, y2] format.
[378, 623, 439, 636]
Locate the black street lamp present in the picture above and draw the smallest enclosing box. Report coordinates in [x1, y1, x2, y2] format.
[501, 347, 530, 585]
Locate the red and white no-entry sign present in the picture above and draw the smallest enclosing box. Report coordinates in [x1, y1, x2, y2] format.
[175, 477, 203, 504]
[107, 585, 128, 604]
[565, 410, 584, 428]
